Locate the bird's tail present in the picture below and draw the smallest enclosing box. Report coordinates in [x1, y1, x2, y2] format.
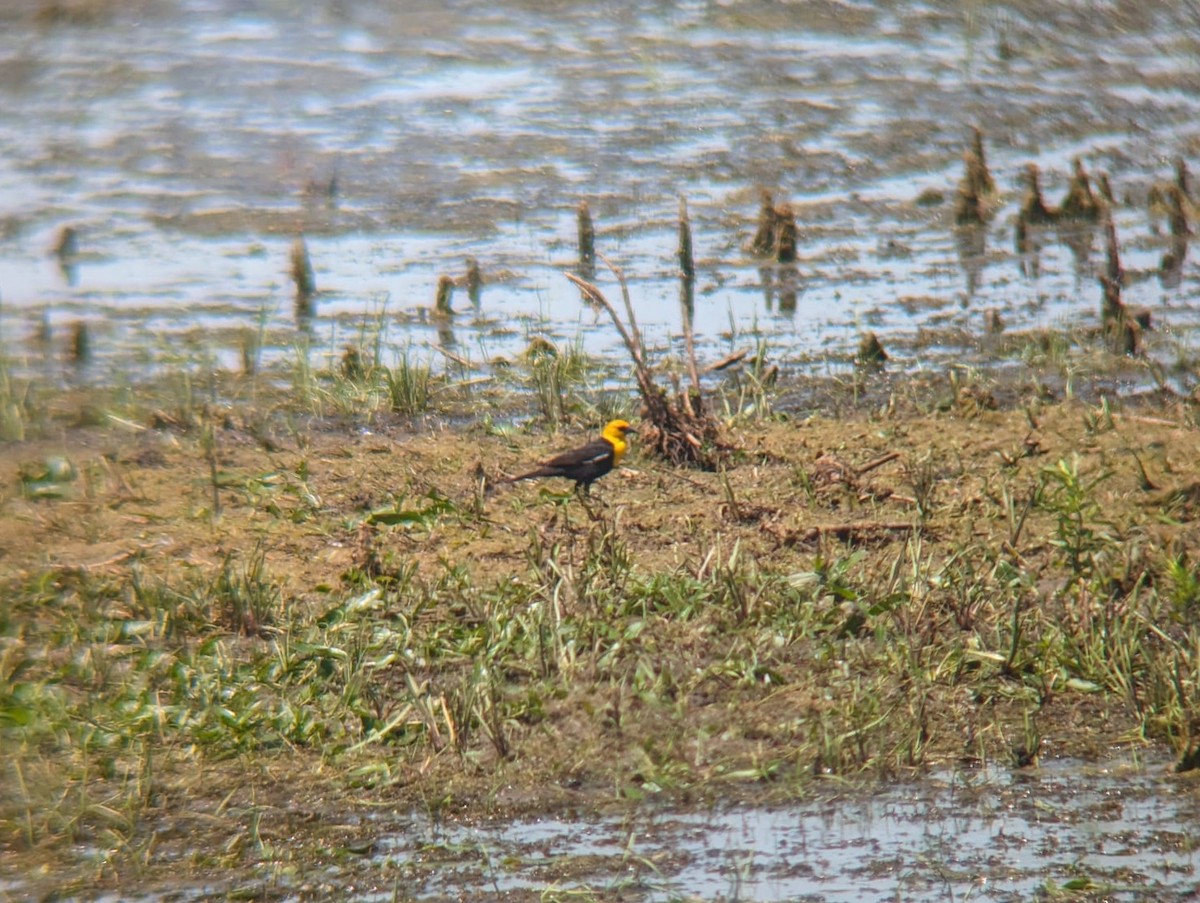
[507, 467, 553, 483]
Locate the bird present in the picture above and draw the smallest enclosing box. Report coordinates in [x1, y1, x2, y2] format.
[510, 419, 636, 494]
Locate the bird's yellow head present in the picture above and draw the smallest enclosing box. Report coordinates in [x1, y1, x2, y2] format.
[601, 419, 635, 464]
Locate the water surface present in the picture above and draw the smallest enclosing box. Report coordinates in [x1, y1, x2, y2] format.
[380, 758, 1200, 900]
[0, 0, 1197, 383]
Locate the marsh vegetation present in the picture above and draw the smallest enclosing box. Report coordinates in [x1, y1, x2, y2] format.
[4, 332, 1200, 897]
[3, 0, 1200, 898]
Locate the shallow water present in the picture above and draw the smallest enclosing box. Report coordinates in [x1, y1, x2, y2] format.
[17, 758, 1193, 901]
[0, 0, 1198, 384]
[375, 759, 1200, 901]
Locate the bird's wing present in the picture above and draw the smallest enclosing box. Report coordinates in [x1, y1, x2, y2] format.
[542, 438, 612, 468]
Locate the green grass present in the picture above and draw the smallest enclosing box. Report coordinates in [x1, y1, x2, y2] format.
[384, 352, 433, 417]
[3, 326, 1200, 894]
[0, 357, 33, 442]
[520, 337, 594, 427]
[4, 468, 1196, 815]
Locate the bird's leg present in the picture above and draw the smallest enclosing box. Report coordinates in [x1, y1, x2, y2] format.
[575, 484, 603, 521]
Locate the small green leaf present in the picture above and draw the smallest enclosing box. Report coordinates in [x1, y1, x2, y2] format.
[1066, 677, 1103, 693]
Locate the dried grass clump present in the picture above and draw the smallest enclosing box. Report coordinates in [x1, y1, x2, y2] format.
[566, 256, 724, 469]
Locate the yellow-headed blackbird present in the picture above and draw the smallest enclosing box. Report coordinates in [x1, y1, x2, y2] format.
[512, 419, 635, 493]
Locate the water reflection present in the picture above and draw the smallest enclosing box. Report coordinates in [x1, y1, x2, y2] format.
[435, 317, 457, 349]
[56, 257, 78, 287]
[464, 257, 483, 310]
[777, 265, 799, 316]
[953, 223, 986, 298]
[1160, 234, 1189, 289]
[1157, 179, 1192, 290]
[760, 264, 801, 317]
[1015, 218, 1043, 280]
[679, 270, 694, 324]
[1058, 221, 1096, 281]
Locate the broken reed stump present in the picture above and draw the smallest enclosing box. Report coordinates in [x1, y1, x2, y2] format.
[749, 189, 778, 256]
[69, 320, 90, 366]
[565, 257, 722, 469]
[774, 202, 798, 264]
[434, 274, 455, 318]
[577, 199, 595, 278]
[1161, 157, 1192, 210]
[290, 235, 316, 297]
[465, 257, 483, 307]
[1103, 214, 1123, 287]
[971, 126, 996, 196]
[53, 225, 79, 260]
[1108, 306, 1143, 356]
[1101, 214, 1125, 317]
[240, 327, 260, 376]
[1019, 163, 1056, 226]
[855, 332, 888, 371]
[678, 196, 695, 281]
[953, 153, 987, 225]
[1058, 158, 1102, 222]
[290, 235, 316, 325]
[983, 308, 1004, 336]
[1160, 185, 1191, 283]
[340, 345, 367, 381]
[954, 129, 997, 225]
[1166, 183, 1192, 239]
[1099, 219, 1149, 356]
[677, 197, 701, 408]
[53, 225, 80, 284]
[1100, 274, 1124, 326]
[1100, 287, 1149, 361]
[1014, 215, 1030, 258]
[678, 195, 696, 323]
[746, 191, 798, 264]
[681, 196, 700, 321]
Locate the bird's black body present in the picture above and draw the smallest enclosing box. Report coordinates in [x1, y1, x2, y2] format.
[513, 437, 616, 491]
[511, 420, 633, 494]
